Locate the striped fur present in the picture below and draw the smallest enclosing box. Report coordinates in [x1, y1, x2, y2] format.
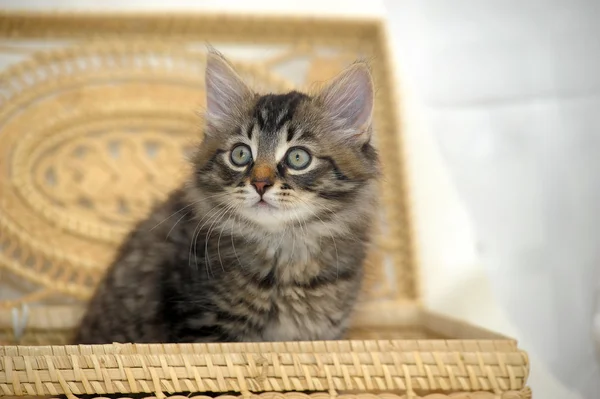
[75, 53, 379, 344]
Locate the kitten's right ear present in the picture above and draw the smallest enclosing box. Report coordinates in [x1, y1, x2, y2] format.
[317, 61, 374, 145]
[205, 48, 252, 124]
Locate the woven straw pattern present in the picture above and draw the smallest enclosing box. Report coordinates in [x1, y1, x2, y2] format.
[1, 392, 533, 399]
[0, 342, 528, 398]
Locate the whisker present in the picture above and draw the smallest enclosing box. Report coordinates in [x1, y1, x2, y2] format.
[165, 211, 190, 240]
[204, 203, 234, 273]
[230, 205, 245, 269]
[196, 205, 229, 276]
[188, 219, 204, 274]
[273, 219, 288, 260]
[215, 202, 238, 272]
[188, 202, 225, 276]
[150, 192, 229, 231]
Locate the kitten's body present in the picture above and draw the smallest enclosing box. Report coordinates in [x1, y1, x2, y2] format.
[75, 52, 378, 344]
[76, 185, 372, 343]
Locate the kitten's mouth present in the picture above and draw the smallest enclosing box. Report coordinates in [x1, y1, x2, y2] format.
[255, 199, 276, 209]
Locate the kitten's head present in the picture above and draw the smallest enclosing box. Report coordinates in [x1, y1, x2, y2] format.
[192, 50, 379, 230]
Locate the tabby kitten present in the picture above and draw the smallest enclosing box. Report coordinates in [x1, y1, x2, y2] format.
[75, 50, 379, 344]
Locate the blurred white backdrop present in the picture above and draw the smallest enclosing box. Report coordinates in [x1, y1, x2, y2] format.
[385, 1, 600, 398]
[2, 1, 598, 398]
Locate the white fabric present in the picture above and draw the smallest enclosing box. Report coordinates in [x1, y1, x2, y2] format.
[384, 1, 600, 397]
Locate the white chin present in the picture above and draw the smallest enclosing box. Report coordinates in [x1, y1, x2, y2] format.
[240, 205, 288, 229]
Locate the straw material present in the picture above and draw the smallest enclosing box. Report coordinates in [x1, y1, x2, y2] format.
[0, 11, 530, 398]
[0, 392, 533, 399]
[0, 341, 529, 398]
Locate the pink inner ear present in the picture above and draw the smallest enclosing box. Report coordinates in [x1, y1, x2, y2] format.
[205, 53, 251, 122]
[320, 63, 374, 136]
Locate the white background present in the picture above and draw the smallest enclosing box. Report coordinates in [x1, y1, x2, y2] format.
[1, 1, 598, 398]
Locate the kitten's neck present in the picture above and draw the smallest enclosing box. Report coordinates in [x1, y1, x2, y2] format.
[232, 205, 371, 285]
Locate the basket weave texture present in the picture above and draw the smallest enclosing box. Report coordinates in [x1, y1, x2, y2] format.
[0, 11, 530, 399]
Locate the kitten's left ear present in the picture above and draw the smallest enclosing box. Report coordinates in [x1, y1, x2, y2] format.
[317, 62, 374, 144]
[205, 48, 253, 125]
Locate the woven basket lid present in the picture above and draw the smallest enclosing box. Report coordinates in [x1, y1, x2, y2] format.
[0, 14, 417, 312]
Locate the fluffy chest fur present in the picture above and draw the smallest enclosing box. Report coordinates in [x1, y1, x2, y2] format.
[260, 280, 357, 341]
[192, 223, 366, 342]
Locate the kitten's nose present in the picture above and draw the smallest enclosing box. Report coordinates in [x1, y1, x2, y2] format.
[251, 164, 275, 196]
[252, 179, 273, 195]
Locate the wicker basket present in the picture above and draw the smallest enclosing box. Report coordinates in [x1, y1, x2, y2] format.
[0, 11, 530, 399]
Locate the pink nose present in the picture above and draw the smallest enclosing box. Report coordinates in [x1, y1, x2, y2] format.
[252, 180, 272, 195]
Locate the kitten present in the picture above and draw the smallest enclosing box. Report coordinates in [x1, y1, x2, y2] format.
[75, 50, 379, 344]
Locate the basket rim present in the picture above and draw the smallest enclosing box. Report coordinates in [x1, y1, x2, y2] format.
[0, 392, 534, 399]
[0, 339, 529, 398]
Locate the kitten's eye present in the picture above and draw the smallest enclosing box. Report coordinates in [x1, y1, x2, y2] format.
[286, 147, 312, 170]
[230, 144, 253, 166]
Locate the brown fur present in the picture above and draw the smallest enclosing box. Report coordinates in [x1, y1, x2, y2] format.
[75, 51, 379, 344]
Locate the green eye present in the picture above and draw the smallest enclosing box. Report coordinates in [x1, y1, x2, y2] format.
[230, 144, 252, 166]
[286, 147, 312, 170]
